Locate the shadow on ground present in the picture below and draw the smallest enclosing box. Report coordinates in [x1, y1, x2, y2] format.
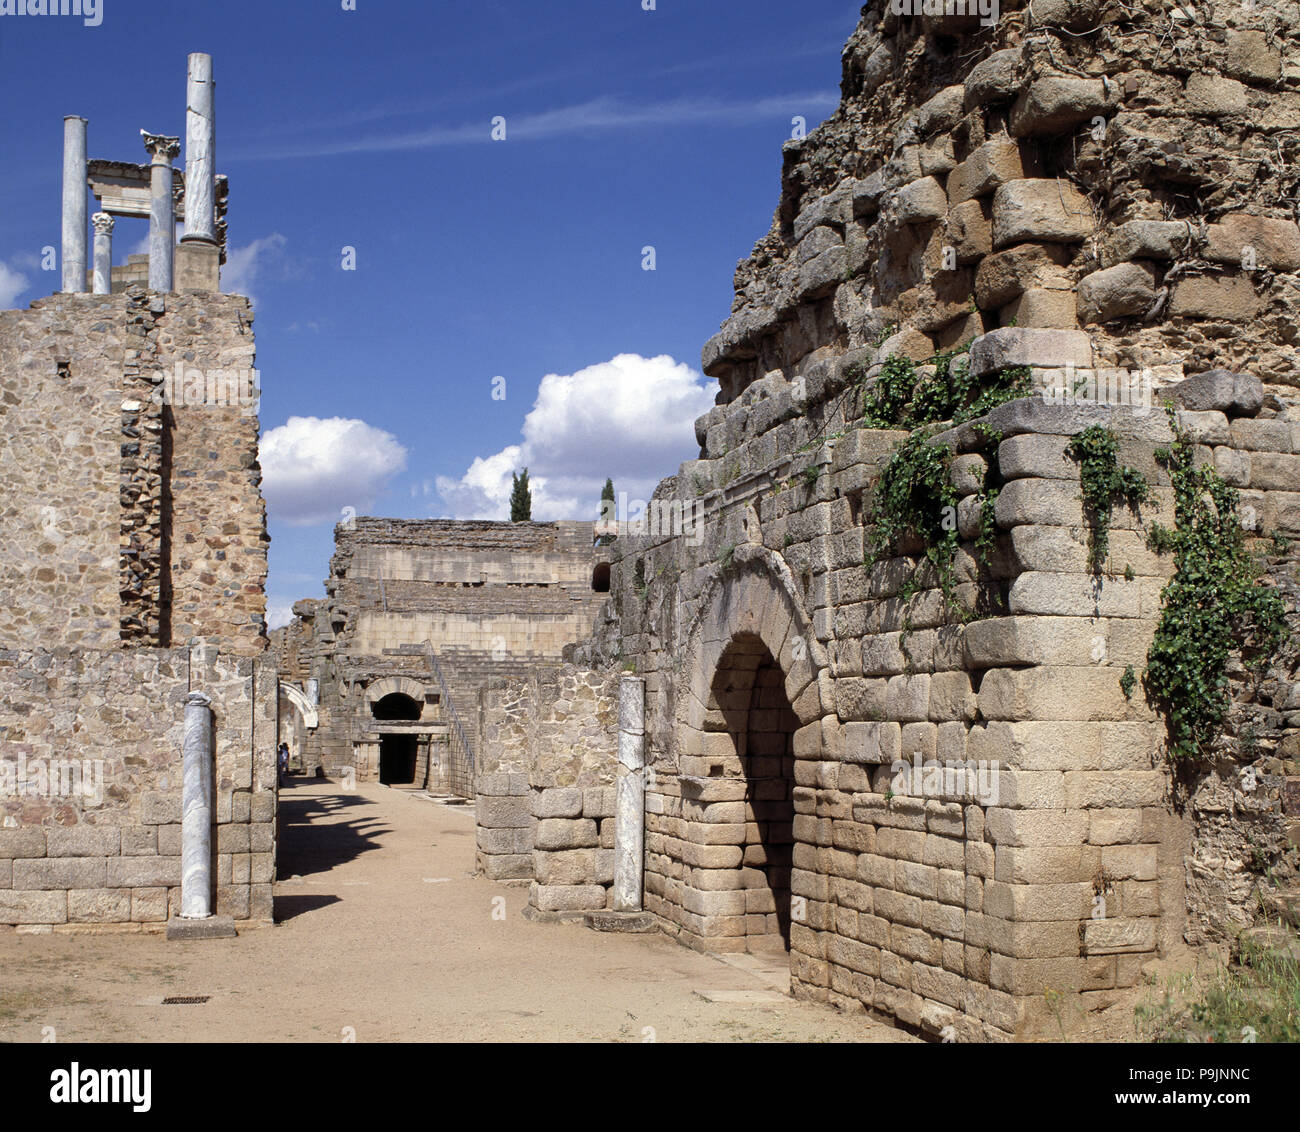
[276, 780, 390, 880]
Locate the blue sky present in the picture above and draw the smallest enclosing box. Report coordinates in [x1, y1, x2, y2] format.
[0, 0, 860, 626]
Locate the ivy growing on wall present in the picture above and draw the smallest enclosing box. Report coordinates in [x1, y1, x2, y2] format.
[856, 347, 1033, 431]
[1144, 416, 1288, 762]
[1065, 425, 1149, 573]
[857, 352, 1026, 620]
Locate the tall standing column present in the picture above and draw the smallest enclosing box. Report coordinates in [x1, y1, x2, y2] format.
[61, 116, 88, 293]
[613, 675, 646, 913]
[91, 213, 114, 295]
[180, 691, 213, 920]
[181, 53, 216, 246]
[141, 131, 180, 293]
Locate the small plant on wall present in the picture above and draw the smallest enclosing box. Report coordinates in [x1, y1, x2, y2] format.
[1144, 414, 1288, 762]
[1066, 425, 1148, 574]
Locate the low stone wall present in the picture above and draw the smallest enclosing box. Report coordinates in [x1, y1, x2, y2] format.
[0, 644, 277, 928]
[475, 667, 620, 911]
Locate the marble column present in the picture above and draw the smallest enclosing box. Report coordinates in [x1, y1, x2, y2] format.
[61, 116, 88, 294]
[141, 131, 180, 293]
[181, 53, 216, 246]
[613, 676, 646, 913]
[180, 692, 214, 920]
[91, 213, 114, 295]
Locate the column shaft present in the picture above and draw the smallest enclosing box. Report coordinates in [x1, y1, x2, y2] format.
[613, 676, 646, 913]
[182, 53, 216, 245]
[180, 692, 213, 919]
[61, 117, 88, 294]
[92, 213, 114, 295]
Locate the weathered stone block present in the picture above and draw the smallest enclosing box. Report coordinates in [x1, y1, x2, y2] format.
[1169, 276, 1264, 321]
[68, 889, 131, 923]
[975, 242, 1072, 308]
[477, 795, 531, 829]
[1077, 262, 1158, 324]
[106, 856, 181, 888]
[992, 180, 1093, 248]
[969, 328, 1093, 379]
[963, 48, 1023, 108]
[13, 857, 105, 890]
[45, 826, 121, 858]
[1010, 77, 1115, 136]
[947, 137, 1030, 206]
[894, 176, 948, 225]
[1082, 917, 1157, 955]
[531, 883, 606, 913]
[532, 787, 583, 819]
[1204, 214, 1300, 272]
[1100, 219, 1194, 267]
[1171, 370, 1263, 417]
[0, 830, 47, 859]
[534, 818, 598, 851]
[1001, 287, 1079, 330]
[0, 890, 67, 924]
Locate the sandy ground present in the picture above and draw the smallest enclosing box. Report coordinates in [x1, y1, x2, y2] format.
[0, 778, 910, 1043]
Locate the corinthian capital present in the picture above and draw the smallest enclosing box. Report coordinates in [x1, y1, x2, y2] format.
[140, 131, 181, 162]
[92, 212, 115, 236]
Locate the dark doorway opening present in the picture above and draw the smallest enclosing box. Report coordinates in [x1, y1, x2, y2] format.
[372, 693, 421, 721]
[710, 633, 797, 952]
[379, 734, 417, 785]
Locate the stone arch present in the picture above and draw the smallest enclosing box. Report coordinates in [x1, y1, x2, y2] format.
[364, 675, 429, 716]
[279, 682, 318, 730]
[677, 544, 827, 735]
[654, 545, 828, 955]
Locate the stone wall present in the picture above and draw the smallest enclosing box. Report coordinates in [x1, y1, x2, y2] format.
[475, 666, 620, 913]
[474, 0, 1300, 1039]
[0, 289, 268, 653]
[0, 280, 272, 928]
[0, 644, 277, 927]
[274, 519, 609, 794]
[705, 0, 1300, 404]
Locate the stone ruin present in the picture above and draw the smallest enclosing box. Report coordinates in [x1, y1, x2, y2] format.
[0, 55, 276, 932]
[470, 0, 1300, 1039]
[273, 519, 609, 798]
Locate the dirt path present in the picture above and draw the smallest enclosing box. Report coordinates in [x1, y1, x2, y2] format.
[0, 779, 909, 1043]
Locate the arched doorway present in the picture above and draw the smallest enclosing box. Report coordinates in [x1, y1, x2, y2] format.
[708, 632, 798, 950]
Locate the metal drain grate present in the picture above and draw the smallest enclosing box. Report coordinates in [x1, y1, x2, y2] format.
[161, 995, 210, 1005]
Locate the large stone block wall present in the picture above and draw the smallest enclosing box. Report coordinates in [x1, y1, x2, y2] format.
[0, 645, 277, 927]
[704, 0, 1300, 403]
[551, 370, 1299, 1039]
[274, 520, 609, 792]
[475, 666, 620, 911]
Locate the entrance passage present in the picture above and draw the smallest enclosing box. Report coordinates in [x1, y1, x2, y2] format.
[379, 735, 417, 785]
[710, 633, 798, 950]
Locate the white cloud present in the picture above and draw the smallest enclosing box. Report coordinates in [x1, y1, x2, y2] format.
[266, 599, 296, 631]
[222, 233, 288, 307]
[0, 261, 30, 309]
[247, 92, 839, 161]
[435, 353, 715, 521]
[262, 415, 408, 527]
